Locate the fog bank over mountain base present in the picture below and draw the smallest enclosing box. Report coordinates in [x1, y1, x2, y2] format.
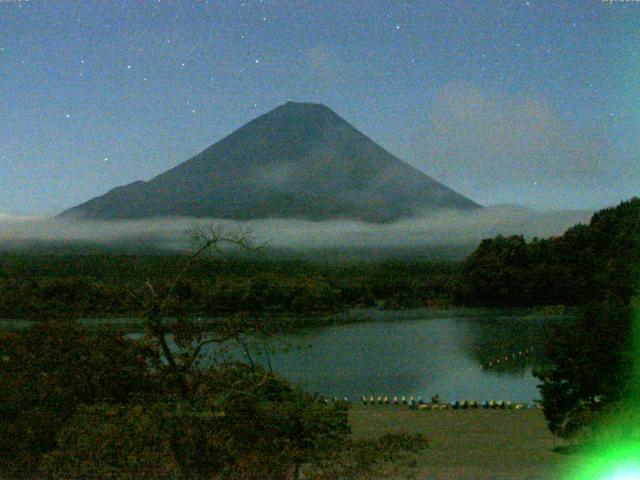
[0, 206, 593, 258]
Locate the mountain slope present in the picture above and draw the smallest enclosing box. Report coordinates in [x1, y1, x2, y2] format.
[60, 102, 480, 222]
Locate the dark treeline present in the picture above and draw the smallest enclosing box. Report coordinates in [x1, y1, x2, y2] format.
[0, 255, 457, 319]
[455, 198, 639, 307]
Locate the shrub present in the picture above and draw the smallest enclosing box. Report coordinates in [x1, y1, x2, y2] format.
[37, 364, 350, 480]
[40, 404, 181, 480]
[0, 320, 156, 476]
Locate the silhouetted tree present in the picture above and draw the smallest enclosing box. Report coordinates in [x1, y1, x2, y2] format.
[534, 297, 633, 438]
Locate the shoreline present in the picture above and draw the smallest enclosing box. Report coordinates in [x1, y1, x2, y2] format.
[0, 305, 573, 332]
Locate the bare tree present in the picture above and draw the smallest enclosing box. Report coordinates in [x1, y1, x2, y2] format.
[140, 225, 268, 397]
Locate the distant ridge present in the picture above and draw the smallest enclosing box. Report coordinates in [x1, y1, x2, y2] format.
[60, 102, 481, 222]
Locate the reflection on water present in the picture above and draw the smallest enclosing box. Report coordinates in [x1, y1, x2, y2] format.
[202, 311, 566, 403]
[462, 315, 552, 375]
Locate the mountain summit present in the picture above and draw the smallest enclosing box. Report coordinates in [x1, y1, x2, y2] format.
[61, 102, 480, 222]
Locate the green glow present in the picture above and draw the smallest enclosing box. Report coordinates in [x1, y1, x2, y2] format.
[607, 467, 640, 480]
[564, 441, 640, 480]
[563, 304, 640, 480]
[607, 466, 640, 480]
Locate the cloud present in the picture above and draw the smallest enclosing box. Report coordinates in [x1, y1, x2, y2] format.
[410, 82, 609, 205]
[0, 206, 593, 252]
[0, 213, 44, 222]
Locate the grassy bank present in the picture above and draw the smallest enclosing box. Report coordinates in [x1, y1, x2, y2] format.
[348, 405, 578, 479]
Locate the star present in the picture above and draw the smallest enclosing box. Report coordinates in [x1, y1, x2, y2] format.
[255, 59, 260, 64]
[395, 25, 400, 30]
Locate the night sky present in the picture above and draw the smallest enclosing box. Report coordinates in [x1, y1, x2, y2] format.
[1, 0, 638, 216]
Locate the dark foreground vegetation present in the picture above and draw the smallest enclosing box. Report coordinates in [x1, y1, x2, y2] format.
[0, 319, 427, 479]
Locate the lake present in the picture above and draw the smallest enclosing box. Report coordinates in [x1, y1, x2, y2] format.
[198, 310, 566, 404]
[2, 309, 565, 403]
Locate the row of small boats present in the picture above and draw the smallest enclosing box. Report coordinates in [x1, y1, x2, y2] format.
[358, 396, 533, 410]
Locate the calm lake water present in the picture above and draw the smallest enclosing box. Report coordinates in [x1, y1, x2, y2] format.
[199, 311, 565, 404]
[2, 310, 566, 403]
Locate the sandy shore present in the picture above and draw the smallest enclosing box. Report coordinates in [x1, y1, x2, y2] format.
[348, 405, 580, 479]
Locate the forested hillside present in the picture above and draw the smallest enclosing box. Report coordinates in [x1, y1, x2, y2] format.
[0, 256, 456, 319]
[455, 197, 640, 307]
